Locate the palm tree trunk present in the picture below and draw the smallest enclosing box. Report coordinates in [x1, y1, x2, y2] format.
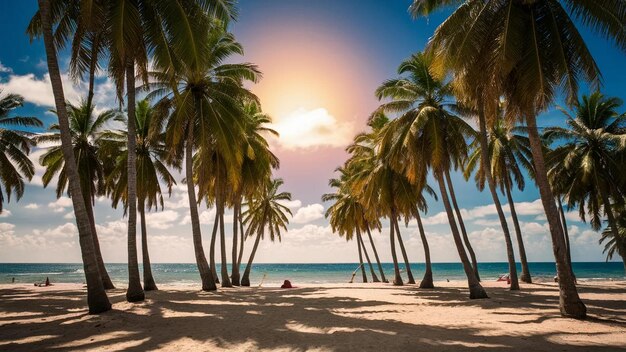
[393, 220, 415, 284]
[237, 206, 245, 271]
[526, 113, 585, 318]
[389, 213, 403, 286]
[356, 231, 367, 282]
[85, 33, 99, 110]
[241, 228, 264, 287]
[38, 0, 111, 314]
[415, 211, 434, 289]
[139, 198, 157, 291]
[125, 62, 145, 303]
[217, 181, 231, 287]
[557, 197, 575, 279]
[84, 192, 115, 289]
[505, 179, 532, 283]
[477, 108, 519, 291]
[231, 201, 241, 286]
[186, 104, 216, 291]
[436, 170, 488, 299]
[365, 225, 387, 282]
[80, 36, 114, 291]
[445, 170, 480, 281]
[357, 230, 379, 282]
[209, 208, 219, 283]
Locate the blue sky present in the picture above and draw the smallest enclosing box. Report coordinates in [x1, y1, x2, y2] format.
[0, 1, 624, 264]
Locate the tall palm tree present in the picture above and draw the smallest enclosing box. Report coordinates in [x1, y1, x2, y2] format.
[149, 23, 260, 290]
[544, 92, 626, 245]
[0, 93, 42, 213]
[241, 178, 292, 286]
[104, 99, 178, 291]
[35, 100, 117, 290]
[375, 53, 486, 282]
[231, 101, 279, 285]
[35, 0, 111, 314]
[411, 0, 626, 318]
[375, 53, 488, 298]
[465, 115, 535, 283]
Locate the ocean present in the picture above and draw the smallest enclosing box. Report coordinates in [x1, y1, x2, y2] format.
[0, 262, 624, 287]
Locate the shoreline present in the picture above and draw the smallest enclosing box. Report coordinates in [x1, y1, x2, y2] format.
[1, 280, 625, 351]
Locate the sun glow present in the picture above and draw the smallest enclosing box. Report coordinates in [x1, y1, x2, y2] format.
[239, 21, 379, 150]
[270, 107, 353, 149]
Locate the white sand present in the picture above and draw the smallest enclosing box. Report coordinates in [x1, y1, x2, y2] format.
[1, 280, 625, 351]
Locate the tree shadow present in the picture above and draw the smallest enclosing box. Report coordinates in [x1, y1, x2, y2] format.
[1, 282, 625, 351]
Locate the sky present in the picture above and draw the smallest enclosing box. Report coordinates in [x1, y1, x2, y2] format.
[0, 0, 625, 264]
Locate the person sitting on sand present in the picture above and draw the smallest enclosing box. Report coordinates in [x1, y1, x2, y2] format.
[34, 277, 51, 287]
[281, 280, 295, 288]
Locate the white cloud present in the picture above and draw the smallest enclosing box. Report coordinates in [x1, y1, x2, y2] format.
[24, 203, 39, 210]
[421, 211, 449, 225]
[292, 203, 324, 224]
[48, 197, 73, 212]
[27, 148, 48, 187]
[0, 222, 15, 232]
[0, 72, 82, 107]
[63, 211, 74, 220]
[0, 210, 11, 218]
[270, 107, 354, 149]
[0, 62, 13, 73]
[279, 199, 302, 209]
[145, 210, 179, 230]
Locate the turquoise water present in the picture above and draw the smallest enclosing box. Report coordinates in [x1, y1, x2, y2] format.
[0, 262, 623, 286]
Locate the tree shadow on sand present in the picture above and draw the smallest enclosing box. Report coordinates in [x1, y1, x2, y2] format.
[1, 283, 625, 351]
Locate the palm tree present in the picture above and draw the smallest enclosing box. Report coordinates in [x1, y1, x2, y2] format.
[345, 119, 402, 285]
[231, 101, 279, 285]
[35, 100, 117, 290]
[465, 115, 535, 283]
[104, 99, 178, 291]
[412, 183, 438, 288]
[150, 25, 260, 290]
[411, 0, 626, 318]
[544, 93, 626, 247]
[241, 178, 292, 286]
[35, 0, 111, 314]
[375, 53, 487, 298]
[600, 210, 626, 273]
[0, 93, 42, 213]
[323, 168, 381, 283]
[375, 53, 485, 282]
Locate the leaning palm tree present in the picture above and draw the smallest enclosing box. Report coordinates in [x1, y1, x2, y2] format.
[241, 178, 292, 286]
[34, 0, 111, 313]
[104, 99, 178, 291]
[375, 54, 488, 298]
[149, 26, 260, 291]
[600, 209, 626, 273]
[465, 115, 535, 283]
[410, 0, 626, 318]
[0, 93, 42, 213]
[35, 100, 117, 290]
[544, 92, 626, 247]
[349, 120, 420, 286]
[375, 52, 489, 284]
[323, 168, 381, 283]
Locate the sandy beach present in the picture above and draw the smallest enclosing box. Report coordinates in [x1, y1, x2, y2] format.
[1, 280, 625, 351]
